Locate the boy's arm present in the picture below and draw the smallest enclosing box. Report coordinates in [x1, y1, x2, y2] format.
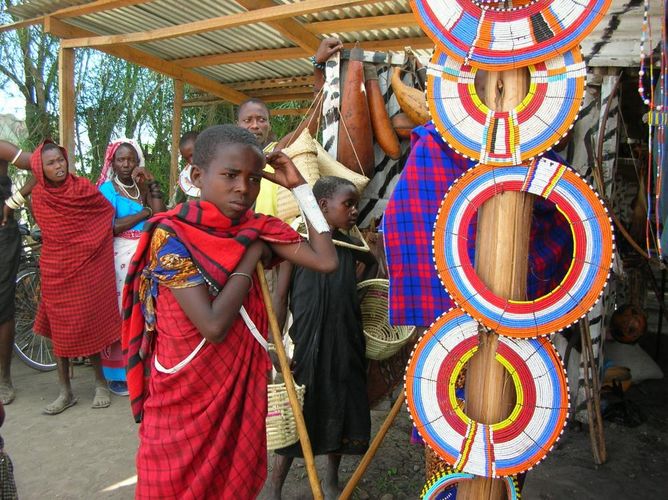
[170, 239, 270, 343]
[263, 151, 338, 273]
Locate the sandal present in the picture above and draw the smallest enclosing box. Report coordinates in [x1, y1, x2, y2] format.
[44, 395, 78, 415]
[92, 386, 111, 409]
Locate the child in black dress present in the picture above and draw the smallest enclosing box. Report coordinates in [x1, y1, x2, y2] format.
[270, 176, 376, 499]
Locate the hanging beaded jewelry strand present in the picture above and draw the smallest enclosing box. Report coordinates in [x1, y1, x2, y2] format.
[638, 0, 658, 255]
[655, 1, 667, 257]
[113, 174, 141, 201]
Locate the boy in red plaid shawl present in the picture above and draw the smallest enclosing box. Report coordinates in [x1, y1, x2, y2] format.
[122, 125, 338, 499]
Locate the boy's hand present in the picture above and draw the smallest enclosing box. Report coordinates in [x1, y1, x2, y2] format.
[248, 239, 273, 268]
[315, 37, 343, 65]
[263, 151, 306, 190]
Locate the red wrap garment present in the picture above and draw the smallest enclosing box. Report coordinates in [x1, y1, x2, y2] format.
[122, 201, 301, 499]
[31, 141, 120, 357]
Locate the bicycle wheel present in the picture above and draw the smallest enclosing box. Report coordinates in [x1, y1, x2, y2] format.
[13, 266, 56, 372]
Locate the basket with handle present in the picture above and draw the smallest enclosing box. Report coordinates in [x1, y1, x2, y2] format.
[266, 378, 306, 451]
[357, 279, 416, 360]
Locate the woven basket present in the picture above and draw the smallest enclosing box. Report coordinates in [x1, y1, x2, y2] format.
[276, 129, 320, 222]
[357, 279, 416, 360]
[315, 141, 370, 193]
[266, 382, 306, 451]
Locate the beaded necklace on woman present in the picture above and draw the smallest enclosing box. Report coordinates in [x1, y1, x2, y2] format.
[113, 174, 141, 201]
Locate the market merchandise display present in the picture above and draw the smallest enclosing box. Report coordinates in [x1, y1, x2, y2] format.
[432, 158, 615, 337]
[410, 0, 612, 70]
[400, 0, 614, 493]
[427, 48, 586, 165]
[421, 469, 520, 499]
[405, 309, 570, 477]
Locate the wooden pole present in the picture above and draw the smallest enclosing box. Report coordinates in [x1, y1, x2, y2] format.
[579, 317, 607, 464]
[58, 46, 76, 170]
[340, 392, 406, 500]
[255, 262, 324, 500]
[170, 79, 184, 201]
[457, 67, 531, 500]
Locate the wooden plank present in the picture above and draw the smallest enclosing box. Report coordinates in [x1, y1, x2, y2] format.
[254, 92, 314, 103]
[54, 0, 154, 19]
[176, 47, 305, 68]
[182, 99, 308, 115]
[249, 87, 313, 99]
[0, 0, 152, 33]
[58, 46, 76, 170]
[235, 0, 321, 53]
[229, 75, 314, 91]
[170, 79, 184, 201]
[0, 17, 42, 33]
[176, 36, 433, 68]
[45, 17, 250, 104]
[305, 12, 418, 34]
[59, 0, 370, 49]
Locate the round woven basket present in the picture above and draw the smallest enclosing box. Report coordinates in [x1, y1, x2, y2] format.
[266, 382, 306, 451]
[357, 279, 416, 360]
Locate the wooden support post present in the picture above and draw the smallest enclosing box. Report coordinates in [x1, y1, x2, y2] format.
[457, 67, 531, 500]
[170, 79, 184, 201]
[58, 46, 75, 170]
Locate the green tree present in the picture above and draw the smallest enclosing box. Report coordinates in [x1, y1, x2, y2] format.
[0, 0, 58, 147]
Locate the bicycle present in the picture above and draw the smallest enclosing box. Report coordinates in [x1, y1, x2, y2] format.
[13, 221, 56, 372]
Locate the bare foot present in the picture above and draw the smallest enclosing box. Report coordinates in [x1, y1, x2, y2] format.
[92, 385, 111, 409]
[44, 393, 78, 415]
[0, 381, 16, 405]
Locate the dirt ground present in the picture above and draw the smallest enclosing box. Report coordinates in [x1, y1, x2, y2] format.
[1, 346, 667, 500]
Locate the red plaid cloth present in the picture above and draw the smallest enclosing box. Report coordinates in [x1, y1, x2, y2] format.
[30, 141, 120, 356]
[383, 124, 572, 327]
[122, 201, 301, 499]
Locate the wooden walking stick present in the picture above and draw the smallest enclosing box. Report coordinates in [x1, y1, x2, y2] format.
[340, 392, 406, 500]
[578, 317, 607, 464]
[255, 262, 324, 500]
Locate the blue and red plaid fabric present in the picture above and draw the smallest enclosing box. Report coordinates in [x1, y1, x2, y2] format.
[383, 123, 573, 327]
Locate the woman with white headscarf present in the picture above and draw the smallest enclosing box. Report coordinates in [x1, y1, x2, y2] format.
[97, 139, 165, 395]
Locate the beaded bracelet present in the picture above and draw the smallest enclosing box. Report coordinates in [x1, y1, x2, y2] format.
[230, 272, 254, 290]
[309, 56, 326, 71]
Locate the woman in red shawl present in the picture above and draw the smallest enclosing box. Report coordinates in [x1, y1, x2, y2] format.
[122, 125, 337, 499]
[0, 140, 121, 415]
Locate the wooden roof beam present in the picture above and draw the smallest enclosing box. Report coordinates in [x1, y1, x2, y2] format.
[54, 0, 155, 19]
[305, 13, 419, 34]
[176, 36, 434, 67]
[235, 0, 321, 54]
[0, 1, 153, 34]
[60, 0, 371, 49]
[175, 47, 305, 68]
[45, 16, 250, 104]
[229, 75, 314, 91]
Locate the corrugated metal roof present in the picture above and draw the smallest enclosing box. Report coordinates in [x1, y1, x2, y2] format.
[4, 0, 664, 102]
